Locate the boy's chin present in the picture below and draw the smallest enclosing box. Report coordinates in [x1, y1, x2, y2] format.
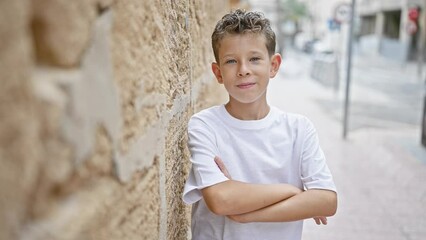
[228, 97, 266, 105]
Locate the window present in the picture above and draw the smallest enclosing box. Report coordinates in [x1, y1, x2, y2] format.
[360, 15, 376, 35]
[383, 10, 401, 39]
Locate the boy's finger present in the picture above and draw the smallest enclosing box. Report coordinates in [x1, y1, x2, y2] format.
[314, 217, 327, 225]
[313, 217, 321, 225]
[215, 156, 228, 173]
[214, 156, 232, 179]
[214, 156, 224, 170]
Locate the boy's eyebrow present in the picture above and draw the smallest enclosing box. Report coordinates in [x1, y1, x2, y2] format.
[248, 50, 264, 55]
[221, 50, 264, 59]
[221, 54, 235, 59]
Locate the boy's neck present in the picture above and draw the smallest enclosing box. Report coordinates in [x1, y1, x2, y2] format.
[224, 100, 270, 120]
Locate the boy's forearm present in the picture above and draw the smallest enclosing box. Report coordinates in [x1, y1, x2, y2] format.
[231, 189, 337, 223]
[202, 180, 301, 216]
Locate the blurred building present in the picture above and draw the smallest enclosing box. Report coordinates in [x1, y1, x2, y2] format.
[357, 0, 425, 62]
[301, 0, 350, 39]
[292, 0, 351, 55]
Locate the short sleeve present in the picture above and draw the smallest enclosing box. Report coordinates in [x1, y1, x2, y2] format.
[300, 119, 336, 192]
[182, 119, 229, 204]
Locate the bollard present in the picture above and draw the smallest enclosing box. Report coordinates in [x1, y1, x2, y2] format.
[310, 53, 339, 92]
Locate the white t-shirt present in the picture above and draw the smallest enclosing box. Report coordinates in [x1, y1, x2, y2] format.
[183, 105, 336, 240]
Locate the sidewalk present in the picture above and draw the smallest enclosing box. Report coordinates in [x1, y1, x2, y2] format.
[268, 50, 426, 240]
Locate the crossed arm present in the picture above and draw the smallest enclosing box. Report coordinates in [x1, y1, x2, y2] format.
[201, 157, 337, 224]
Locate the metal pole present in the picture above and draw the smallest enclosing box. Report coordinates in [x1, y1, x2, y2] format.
[421, 1, 426, 146]
[343, 0, 356, 139]
[418, 6, 425, 80]
[276, 0, 284, 54]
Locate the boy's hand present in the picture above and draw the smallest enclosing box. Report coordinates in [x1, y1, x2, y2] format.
[214, 156, 232, 180]
[313, 216, 328, 225]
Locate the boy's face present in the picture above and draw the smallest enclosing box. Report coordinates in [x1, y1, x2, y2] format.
[212, 33, 281, 105]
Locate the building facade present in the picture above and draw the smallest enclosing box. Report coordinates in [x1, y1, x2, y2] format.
[357, 0, 425, 61]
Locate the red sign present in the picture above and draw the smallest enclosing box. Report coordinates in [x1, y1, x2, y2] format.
[408, 8, 419, 21]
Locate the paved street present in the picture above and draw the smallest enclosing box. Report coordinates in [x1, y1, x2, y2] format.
[268, 49, 426, 240]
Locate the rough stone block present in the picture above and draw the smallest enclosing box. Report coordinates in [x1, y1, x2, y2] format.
[32, 0, 98, 67]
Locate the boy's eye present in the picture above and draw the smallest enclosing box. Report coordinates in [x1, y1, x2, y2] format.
[225, 59, 236, 64]
[250, 57, 261, 62]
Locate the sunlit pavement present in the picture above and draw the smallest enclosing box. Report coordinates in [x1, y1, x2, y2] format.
[268, 49, 426, 240]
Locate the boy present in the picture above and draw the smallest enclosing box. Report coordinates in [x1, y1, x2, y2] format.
[183, 9, 337, 240]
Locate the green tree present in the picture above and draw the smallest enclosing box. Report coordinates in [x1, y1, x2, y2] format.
[276, 0, 309, 48]
[279, 0, 308, 22]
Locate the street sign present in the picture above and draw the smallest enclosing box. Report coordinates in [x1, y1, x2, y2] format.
[334, 3, 352, 24]
[406, 20, 418, 35]
[328, 18, 341, 31]
[408, 7, 419, 21]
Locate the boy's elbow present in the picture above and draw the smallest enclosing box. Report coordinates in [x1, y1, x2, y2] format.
[207, 202, 227, 215]
[206, 191, 234, 215]
[202, 183, 234, 215]
[325, 191, 338, 216]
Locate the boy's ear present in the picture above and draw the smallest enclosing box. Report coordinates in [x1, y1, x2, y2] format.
[269, 53, 282, 78]
[212, 62, 223, 84]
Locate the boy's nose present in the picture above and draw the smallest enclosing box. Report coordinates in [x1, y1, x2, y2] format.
[237, 62, 250, 76]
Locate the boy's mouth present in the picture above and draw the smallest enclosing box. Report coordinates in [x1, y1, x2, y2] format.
[236, 82, 255, 89]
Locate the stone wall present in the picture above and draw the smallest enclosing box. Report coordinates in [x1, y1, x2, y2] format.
[0, 0, 228, 239]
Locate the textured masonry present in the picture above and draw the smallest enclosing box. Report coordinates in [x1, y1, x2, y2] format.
[0, 0, 229, 239]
